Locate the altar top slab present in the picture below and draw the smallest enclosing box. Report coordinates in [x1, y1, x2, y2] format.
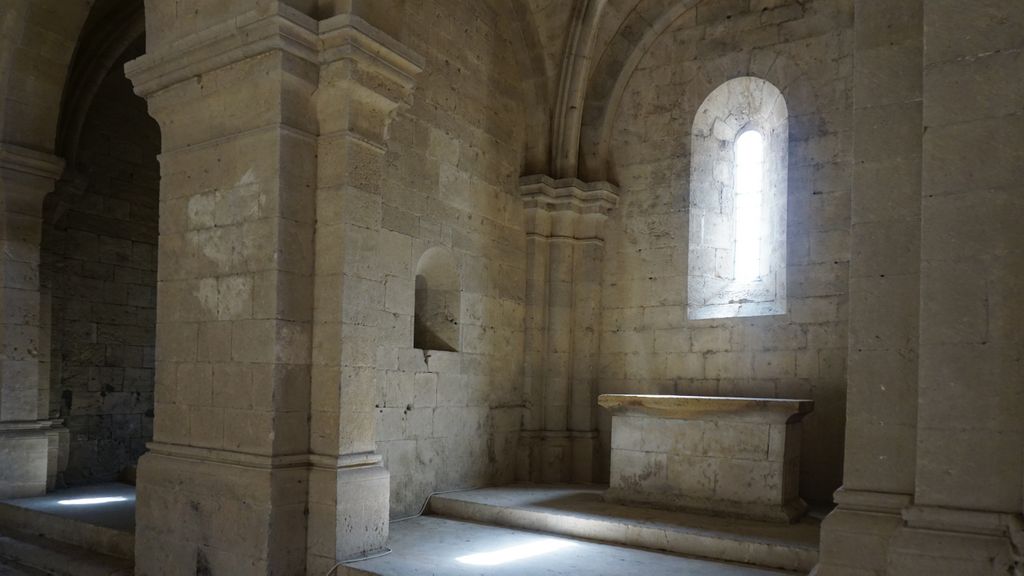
[598, 394, 814, 423]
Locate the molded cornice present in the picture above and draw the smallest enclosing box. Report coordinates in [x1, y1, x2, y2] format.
[519, 174, 619, 214]
[0, 144, 65, 180]
[125, 3, 320, 97]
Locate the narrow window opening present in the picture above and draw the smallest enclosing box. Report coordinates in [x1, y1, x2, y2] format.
[687, 76, 788, 320]
[734, 130, 765, 282]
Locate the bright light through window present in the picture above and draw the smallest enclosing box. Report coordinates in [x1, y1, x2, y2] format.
[734, 130, 765, 282]
[57, 496, 128, 506]
[456, 538, 578, 566]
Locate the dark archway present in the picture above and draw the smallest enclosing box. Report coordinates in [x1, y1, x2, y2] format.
[42, 0, 157, 486]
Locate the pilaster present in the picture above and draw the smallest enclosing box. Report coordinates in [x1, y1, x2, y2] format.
[306, 12, 422, 573]
[894, 1, 1024, 573]
[517, 174, 617, 483]
[815, 0, 922, 570]
[814, 489, 911, 575]
[0, 143, 65, 498]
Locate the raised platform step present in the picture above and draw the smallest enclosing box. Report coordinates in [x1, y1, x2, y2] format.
[0, 484, 134, 560]
[0, 529, 131, 576]
[0, 556, 49, 576]
[342, 515, 791, 576]
[427, 484, 819, 573]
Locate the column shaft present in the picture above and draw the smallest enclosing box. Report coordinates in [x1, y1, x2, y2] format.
[0, 144, 64, 498]
[887, 2, 1024, 572]
[517, 175, 616, 483]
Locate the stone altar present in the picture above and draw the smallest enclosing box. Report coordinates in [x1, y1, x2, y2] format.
[598, 394, 814, 523]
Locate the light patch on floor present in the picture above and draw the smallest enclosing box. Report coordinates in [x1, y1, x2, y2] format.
[345, 516, 794, 576]
[1, 483, 135, 532]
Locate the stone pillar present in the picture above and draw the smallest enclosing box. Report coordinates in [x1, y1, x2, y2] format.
[124, 5, 319, 574]
[0, 143, 64, 498]
[306, 14, 422, 573]
[818, 2, 1024, 574]
[886, 1, 1024, 573]
[815, 1, 923, 573]
[517, 175, 617, 483]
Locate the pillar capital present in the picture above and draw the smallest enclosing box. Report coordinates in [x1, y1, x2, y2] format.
[519, 174, 619, 214]
[316, 14, 424, 148]
[319, 14, 423, 85]
[125, 4, 319, 99]
[519, 174, 618, 241]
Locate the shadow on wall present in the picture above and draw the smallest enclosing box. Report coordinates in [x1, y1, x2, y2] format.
[42, 35, 159, 487]
[414, 246, 460, 352]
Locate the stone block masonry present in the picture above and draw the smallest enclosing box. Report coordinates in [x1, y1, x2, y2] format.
[42, 38, 158, 486]
[601, 0, 853, 505]
[600, 394, 813, 523]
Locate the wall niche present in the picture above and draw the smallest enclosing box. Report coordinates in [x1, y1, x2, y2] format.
[414, 247, 460, 352]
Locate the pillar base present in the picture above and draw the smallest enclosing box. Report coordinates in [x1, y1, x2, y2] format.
[887, 506, 1022, 576]
[0, 421, 61, 498]
[815, 489, 1023, 576]
[814, 488, 911, 575]
[134, 445, 308, 576]
[307, 454, 390, 575]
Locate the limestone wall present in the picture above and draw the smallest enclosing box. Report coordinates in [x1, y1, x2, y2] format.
[372, 0, 528, 518]
[42, 41, 159, 485]
[599, 0, 854, 503]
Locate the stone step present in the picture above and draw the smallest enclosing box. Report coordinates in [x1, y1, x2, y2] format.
[340, 515, 791, 576]
[427, 484, 818, 573]
[0, 530, 132, 576]
[0, 558, 49, 576]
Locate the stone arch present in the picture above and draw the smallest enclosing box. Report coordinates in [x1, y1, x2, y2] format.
[42, 42, 160, 487]
[506, 0, 556, 175]
[0, 0, 95, 497]
[578, 0, 822, 184]
[579, 0, 699, 182]
[56, 1, 145, 167]
[0, 0, 92, 150]
[22, 0, 159, 488]
[414, 246, 460, 352]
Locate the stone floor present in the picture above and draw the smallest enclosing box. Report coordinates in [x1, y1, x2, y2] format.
[0, 483, 136, 574]
[344, 516, 794, 576]
[428, 484, 820, 572]
[0, 483, 135, 532]
[0, 483, 816, 575]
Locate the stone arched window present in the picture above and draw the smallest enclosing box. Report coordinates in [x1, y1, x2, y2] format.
[414, 247, 460, 351]
[687, 77, 788, 320]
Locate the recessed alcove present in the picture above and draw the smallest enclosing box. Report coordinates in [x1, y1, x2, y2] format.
[413, 246, 461, 352]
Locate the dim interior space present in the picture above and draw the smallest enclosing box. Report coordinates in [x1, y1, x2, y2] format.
[0, 1, 1021, 575]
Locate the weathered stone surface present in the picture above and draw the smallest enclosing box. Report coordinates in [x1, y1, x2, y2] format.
[519, 176, 618, 484]
[0, 0, 1021, 574]
[601, 394, 812, 522]
[40, 38, 158, 487]
[599, 394, 813, 423]
[427, 485, 820, 572]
